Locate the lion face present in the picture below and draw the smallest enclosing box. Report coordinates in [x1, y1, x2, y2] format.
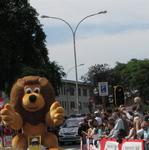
[10, 76, 55, 124]
[22, 84, 45, 112]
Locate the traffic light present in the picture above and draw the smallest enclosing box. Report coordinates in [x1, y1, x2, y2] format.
[113, 85, 124, 107]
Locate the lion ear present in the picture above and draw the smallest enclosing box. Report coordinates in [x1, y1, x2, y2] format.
[38, 77, 49, 87]
[16, 78, 25, 87]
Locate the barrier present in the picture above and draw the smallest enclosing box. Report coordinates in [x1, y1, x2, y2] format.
[3, 136, 12, 147]
[80, 137, 99, 150]
[0, 135, 12, 149]
[82, 138, 144, 150]
[100, 138, 119, 150]
[100, 138, 144, 150]
[121, 139, 144, 150]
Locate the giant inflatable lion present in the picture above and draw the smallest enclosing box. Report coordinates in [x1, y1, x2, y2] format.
[0, 76, 64, 150]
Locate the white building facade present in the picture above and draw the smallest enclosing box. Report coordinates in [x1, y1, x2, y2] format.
[57, 80, 93, 116]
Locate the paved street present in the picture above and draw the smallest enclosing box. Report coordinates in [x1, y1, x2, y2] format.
[61, 143, 80, 150]
[0, 144, 80, 150]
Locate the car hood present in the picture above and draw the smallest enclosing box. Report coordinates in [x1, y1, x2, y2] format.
[60, 127, 78, 134]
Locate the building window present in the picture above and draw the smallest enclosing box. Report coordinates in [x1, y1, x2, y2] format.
[64, 87, 66, 95]
[60, 86, 66, 95]
[78, 88, 81, 96]
[83, 89, 87, 96]
[70, 101, 75, 109]
[69, 87, 75, 96]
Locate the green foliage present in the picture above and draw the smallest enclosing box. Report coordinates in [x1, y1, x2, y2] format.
[114, 59, 149, 99]
[82, 59, 149, 99]
[81, 64, 114, 86]
[18, 62, 65, 96]
[0, 0, 65, 95]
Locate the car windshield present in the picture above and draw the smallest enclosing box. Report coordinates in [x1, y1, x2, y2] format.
[64, 118, 83, 127]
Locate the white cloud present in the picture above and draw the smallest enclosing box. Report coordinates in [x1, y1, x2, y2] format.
[48, 29, 149, 80]
[31, 0, 149, 24]
[30, 0, 149, 80]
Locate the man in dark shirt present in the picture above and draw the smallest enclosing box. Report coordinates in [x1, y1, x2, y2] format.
[78, 117, 89, 150]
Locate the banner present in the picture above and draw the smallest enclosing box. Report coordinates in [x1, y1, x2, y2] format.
[3, 136, 12, 147]
[100, 138, 144, 150]
[104, 141, 119, 150]
[121, 139, 144, 150]
[100, 138, 119, 150]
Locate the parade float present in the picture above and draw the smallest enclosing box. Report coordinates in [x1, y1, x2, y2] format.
[0, 76, 65, 150]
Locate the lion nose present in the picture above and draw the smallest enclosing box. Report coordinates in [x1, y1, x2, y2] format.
[29, 95, 37, 103]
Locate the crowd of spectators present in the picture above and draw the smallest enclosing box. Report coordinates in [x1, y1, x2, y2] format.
[78, 97, 149, 150]
[0, 123, 13, 137]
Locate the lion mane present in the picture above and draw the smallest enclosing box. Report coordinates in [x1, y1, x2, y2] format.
[10, 76, 55, 125]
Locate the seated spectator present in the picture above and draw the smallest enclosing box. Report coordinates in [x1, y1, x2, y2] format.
[125, 121, 136, 139]
[87, 119, 99, 148]
[106, 121, 116, 138]
[137, 116, 149, 150]
[133, 115, 142, 131]
[109, 111, 127, 143]
[97, 124, 105, 139]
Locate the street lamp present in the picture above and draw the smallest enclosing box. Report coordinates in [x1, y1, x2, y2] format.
[41, 11, 107, 113]
[65, 63, 85, 79]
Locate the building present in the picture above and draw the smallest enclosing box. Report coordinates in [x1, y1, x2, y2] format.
[57, 79, 93, 116]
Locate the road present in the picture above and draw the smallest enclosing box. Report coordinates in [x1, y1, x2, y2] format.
[1, 145, 80, 150]
[61, 143, 80, 150]
[1, 143, 80, 150]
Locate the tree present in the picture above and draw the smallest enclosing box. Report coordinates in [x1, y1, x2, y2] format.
[19, 62, 65, 96]
[81, 64, 116, 106]
[81, 64, 115, 86]
[0, 0, 65, 95]
[82, 59, 149, 101]
[113, 59, 149, 99]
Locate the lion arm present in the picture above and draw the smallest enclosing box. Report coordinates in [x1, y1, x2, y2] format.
[45, 114, 54, 127]
[45, 112, 64, 127]
[1, 104, 23, 130]
[10, 112, 23, 130]
[45, 101, 65, 127]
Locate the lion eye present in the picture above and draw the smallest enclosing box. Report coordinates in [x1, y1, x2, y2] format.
[25, 88, 32, 94]
[34, 87, 40, 94]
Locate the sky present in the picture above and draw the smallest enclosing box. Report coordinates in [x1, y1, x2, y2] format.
[30, 0, 149, 81]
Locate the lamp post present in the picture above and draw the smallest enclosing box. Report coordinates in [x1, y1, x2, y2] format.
[41, 11, 107, 113]
[65, 63, 85, 79]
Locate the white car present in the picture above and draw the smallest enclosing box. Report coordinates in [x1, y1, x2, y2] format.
[58, 117, 84, 145]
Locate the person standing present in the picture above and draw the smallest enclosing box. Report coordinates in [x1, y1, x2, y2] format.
[78, 117, 89, 150]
